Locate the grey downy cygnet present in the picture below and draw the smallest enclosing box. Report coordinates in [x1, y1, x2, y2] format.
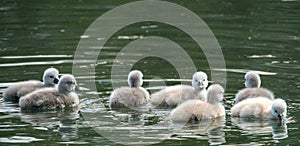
[3, 68, 59, 103]
[231, 97, 287, 122]
[19, 74, 79, 111]
[109, 70, 150, 108]
[151, 71, 208, 106]
[170, 84, 226, 122]
[235, 71, 274, 104]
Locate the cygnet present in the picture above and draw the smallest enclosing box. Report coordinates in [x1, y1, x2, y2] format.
[170, 84, 225, 122]
[19, 74, 79, 111]
[151, 71, 208, 106]
[109, 70, 149, 108]
[231, 97, 287, 122]
[235, 71, 274, 104]
[3, 68, 59, 103]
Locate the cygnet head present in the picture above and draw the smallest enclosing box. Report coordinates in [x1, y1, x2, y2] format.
[244, 71, 261, 88]
[192, 71, 208, 90]
[271, 98, 287, 122]
[128, 70, 143, 88]
[58, 74, 77, 94]
[206, 84, 225, 104]
[43, 68, 59, 86]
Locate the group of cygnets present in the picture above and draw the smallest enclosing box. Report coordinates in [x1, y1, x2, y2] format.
[109, 70, 287, 123]
[3, 68, 79, 111]
[2, 68, 287, 123]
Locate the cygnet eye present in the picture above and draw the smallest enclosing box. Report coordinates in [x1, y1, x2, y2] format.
[49, 75, 54, 78]
[274, 110, 278, 113]
[66, 81, 75, 85]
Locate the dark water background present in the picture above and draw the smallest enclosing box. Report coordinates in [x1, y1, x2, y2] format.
[0, 0, 299, 145]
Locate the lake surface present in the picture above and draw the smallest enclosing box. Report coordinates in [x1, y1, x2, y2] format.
[0, 0, 299, 145]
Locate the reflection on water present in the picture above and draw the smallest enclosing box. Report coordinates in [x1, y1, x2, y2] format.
[272, 123, 288, 140]
[171, 117, 226, 145]
[0, 106, 80, 144]
[81, 102, 172, 145]
[20, 110, 80, 141]
[231, 117, 288, 140]
[80, 97, 226, 145]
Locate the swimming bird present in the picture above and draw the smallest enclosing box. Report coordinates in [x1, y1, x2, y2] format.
[19, 74, 79, 111]
[231, 97, 287, 122]
[235, 71, 274, 104]
[170, 84, 225, 122]
[109, 70, 149, 108]
[3, 68, 60, 103]
[150, 71, 208, 106]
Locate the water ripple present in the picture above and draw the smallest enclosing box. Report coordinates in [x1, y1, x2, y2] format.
[0, 55, 72, 59]
[266, 61, 300, 69]
[0, 136, 44, 143]
[214, 68, 277, 75]
[0, 60, 73, 67]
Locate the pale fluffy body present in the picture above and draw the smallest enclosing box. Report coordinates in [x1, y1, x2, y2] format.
[235, 88, 274, 103]
[109, 87, 149, 107]
[151, 85, 206, 106]
[231, 97, 287, 120]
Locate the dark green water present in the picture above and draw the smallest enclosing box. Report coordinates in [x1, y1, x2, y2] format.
[0, 0, 299, 145]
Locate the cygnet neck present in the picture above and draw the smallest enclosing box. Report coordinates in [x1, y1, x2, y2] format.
[128, 79, 141, 88]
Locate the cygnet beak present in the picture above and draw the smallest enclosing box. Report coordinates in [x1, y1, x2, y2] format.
[198, 81, 204, 89]
[278, 114, 283, 122]
[75, 86, 81, 92]
[222, 98, 227, 103]
[75, 85, 91, 92]
[54, 78, 59, 84]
